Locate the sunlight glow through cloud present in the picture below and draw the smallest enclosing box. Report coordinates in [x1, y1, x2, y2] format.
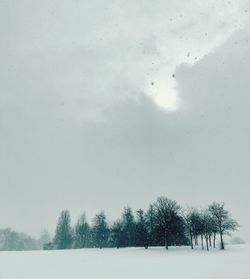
[0, 0, 249, 116]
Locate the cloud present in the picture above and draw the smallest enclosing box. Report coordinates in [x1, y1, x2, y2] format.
[0, 0, 250, 240]
[0, 0, 249, 120]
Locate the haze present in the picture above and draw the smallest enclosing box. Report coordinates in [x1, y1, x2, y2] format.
[0, 0, 249, 241]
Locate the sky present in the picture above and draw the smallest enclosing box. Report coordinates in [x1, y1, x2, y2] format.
[0, 0, 250, 241]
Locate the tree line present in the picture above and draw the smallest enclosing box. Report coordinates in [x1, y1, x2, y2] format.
[0, 228, 50, 251]
[44, 197, 239, 251]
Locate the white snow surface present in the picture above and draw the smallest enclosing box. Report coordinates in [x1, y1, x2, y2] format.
[0, 245, 249, 279]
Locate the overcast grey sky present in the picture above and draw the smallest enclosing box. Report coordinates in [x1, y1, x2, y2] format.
[0, 0, 250, 241]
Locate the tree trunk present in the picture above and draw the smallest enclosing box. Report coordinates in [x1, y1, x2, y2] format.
[201, 234, 204, 250]
[213, 233, 216, 248]
[189, 229, 194, 249]
[220, 229, 224, 250]
[195, 235, 198, 246]
[209, 234, 212, 247]
[145, 237, 149, 249]
[165, 229, 168, 250]
[205, 236, 209, 251]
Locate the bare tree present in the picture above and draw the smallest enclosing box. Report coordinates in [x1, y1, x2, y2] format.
[202, 210, 215, 251]
[184, 207, 204, 250]
[208, 202, 239, 250]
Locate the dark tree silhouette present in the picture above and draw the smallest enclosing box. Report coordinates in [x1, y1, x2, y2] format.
[47, 199, 239, 252]
[153, 197, 181, 250]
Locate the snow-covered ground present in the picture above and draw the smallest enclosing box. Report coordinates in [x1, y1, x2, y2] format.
[0, 245, 249, 279]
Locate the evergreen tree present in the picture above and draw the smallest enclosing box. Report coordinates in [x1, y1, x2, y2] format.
[146, 204, 157, 246]
[110, 220, 126, 248]
[135, 209, 148, 249]
[54, 210, 73, 249]
[74, 213, 90, 248]
[92, 211, 109, 248]
[121, 207, 136, 247]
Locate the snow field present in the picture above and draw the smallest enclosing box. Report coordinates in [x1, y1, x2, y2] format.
[0, 245, 249, 279]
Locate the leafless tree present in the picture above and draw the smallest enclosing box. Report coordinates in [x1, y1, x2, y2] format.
[208, 202, 239, 250]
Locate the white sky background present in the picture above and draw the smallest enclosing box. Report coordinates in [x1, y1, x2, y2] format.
[0, 0, 250, 240]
